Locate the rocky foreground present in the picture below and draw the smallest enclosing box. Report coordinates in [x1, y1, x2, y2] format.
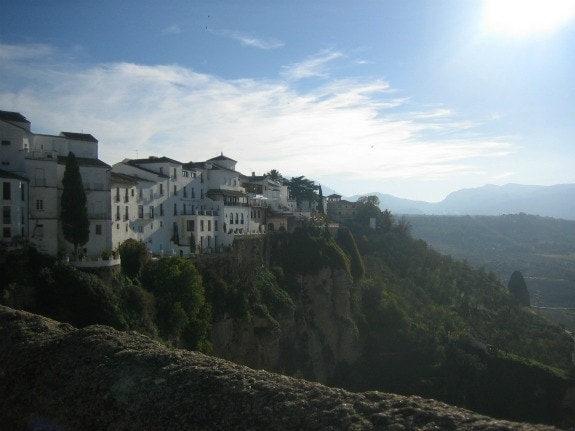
[0, 305, 559, 430]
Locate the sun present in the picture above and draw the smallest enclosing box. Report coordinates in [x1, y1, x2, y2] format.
[483, 0, 575, 36]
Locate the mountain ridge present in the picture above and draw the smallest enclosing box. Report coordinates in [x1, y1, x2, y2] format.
[346, 183, 575, 220]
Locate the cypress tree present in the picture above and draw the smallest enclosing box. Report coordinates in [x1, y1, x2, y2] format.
[507, 270, 531, 306]
[61, 152, 90, 258]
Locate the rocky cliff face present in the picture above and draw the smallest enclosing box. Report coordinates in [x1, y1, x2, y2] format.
[0, 305, 557, 430]
[211, 266, 360, 383]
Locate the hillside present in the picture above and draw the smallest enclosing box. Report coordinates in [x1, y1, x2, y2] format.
[348, 183, 575, 220]
[405, 213, 575, 330]
[1, 216, 574, 427]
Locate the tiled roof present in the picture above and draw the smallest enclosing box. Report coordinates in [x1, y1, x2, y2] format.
[59, 132, 98, 143]
[57, 156, 111, 168]
[126, 156, 182, 165]
[207, 153, 237, 163]
[118, 162, 170, 179]
[0, 169, 29, 181]
[110, 172, 139, 185]
[0, 110, 30, 124]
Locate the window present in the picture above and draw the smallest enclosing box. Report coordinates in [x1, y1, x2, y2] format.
[95, 224, 102, 235]
[159, 167, 163, 175]
[173, 185, 177, 195]
[215, 220, 218, 231]
[160, 203, 164, 216]
[207, 220, 211, 231]
[182, 171, 189, 177]
[200, 220, 204, 231]
[20, 182, 25, 201]
[131, 189, 135, 197]
[36, 200, 44, 211]
[3, 228, 9, 238]
[173, 167, 177, 179]
[115, 206, 120, 221]
[3, 206, 10, 224]
[1, 140, 10, 146]
[159, 184, 164, 195]
[2, 182, 10, 200]
[138, 205, 144, 218]
[183, 186, 187, 198]
[173, 203, 177, 215]
[149, 206, 154, 218]
[241, 213, 244, 224]
[186, 220, 195, 232]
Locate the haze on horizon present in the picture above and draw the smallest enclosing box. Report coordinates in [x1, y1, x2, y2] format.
[1, 0, 575, 202]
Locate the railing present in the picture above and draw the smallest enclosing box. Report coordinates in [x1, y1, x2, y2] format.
[180, 209, 219, 216]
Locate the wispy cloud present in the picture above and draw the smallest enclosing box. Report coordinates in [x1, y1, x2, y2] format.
[213, 29, 284, 49]
[282, 50, 344, 80]
[162, 24, 182, 35]
[0, 42, 516, 198]
[0, 42, 55, 61]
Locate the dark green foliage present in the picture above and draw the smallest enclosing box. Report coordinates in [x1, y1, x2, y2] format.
[271, 225, 350, 281]
[287, 176, 318, 208]
[116, 280, 158, 337]
[335, 210, 573, 426]
[61, 152, 90, 257]
[202, 265, 293, 323]
[118, 238, 151, 278]
[34, 261, 124, 328]
[508, 270, 531, 306]
[141, 257, 211, 351]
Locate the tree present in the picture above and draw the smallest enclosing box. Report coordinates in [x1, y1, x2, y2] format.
[287, 176, 318, 209]
[265, 169, 283, 181]
[118, 239, 150, 278]
[508, 270, 531, 306]
[61, 152, 90, 258]
[141, 257, 211, 350]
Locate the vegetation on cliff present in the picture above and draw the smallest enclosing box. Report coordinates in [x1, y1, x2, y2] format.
[1, 203, 574, 426]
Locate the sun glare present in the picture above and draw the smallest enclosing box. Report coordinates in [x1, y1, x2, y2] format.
[484, 0, 575, 36]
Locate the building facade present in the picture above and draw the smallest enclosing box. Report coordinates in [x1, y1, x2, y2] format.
[1, 109, 326, 259]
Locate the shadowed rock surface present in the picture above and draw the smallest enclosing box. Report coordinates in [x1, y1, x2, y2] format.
[0, 306, 558, 430]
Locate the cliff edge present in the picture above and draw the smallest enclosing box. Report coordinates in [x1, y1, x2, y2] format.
[0, 305, 558, 430]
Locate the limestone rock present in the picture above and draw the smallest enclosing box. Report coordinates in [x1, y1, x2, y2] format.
[0, 305, 557, 430]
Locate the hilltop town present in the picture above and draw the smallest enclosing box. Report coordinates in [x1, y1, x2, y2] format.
[0, 109, 356, 261]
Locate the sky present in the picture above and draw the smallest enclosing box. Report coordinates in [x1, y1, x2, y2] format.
[1, 0, 575, 202]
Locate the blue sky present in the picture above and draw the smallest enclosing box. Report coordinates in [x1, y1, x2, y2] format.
[1, 0, 575, 201]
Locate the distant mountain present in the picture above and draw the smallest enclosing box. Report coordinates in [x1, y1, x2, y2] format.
[346, 183, 575, 220]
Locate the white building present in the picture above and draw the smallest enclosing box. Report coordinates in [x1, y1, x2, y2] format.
[1, 109, 315, 259]
[112, 153, 255, 255]
[0, 110, 112, 258]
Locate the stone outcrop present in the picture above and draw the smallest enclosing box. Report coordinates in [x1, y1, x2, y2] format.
[0, 305, 558, 430]
[210, 267, 359, 383]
